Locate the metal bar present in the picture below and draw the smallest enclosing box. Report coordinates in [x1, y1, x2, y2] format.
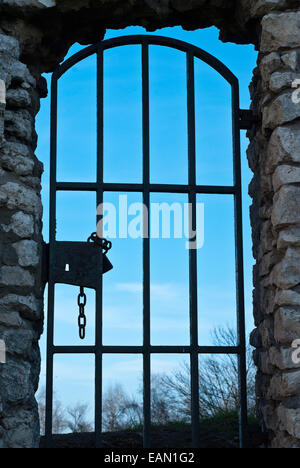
[142, 42, 151, 449]
[53, 346, 97, 354]
[45, 284, 54, 448]
[56, 182, 98, 191]
[52, 345, 240, 354]
[187, 51, 200, 449]
[239, 109, 257, 131]
[56, 182, 237, 195]
[55, 35, 238, 87]
[95, 47, 104, 449]
[45, 74, 59, 449]
[232, 82, 248, 448]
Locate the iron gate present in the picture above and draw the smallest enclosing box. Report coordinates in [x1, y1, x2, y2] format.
[45, 35, 251, 449]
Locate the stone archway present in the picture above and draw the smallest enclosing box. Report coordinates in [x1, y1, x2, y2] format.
[0, 0, 299, 448]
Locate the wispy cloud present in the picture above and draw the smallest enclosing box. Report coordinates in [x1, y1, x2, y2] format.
[115, 282, 185, 301]
[116, 282, 142, 293]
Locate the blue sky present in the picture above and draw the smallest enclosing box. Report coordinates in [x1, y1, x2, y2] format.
[36, 26, 258, 426]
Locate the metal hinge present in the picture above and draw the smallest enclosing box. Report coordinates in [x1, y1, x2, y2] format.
[42, 242, 49, 286]
[239, 109, 257, 130]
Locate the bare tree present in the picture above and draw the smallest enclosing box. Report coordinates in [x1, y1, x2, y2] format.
[37, 387, 67, 435]
[102, 384, 129, 431]
[151, 373, 187, 424]
[199, 326, 256, 416]
[66, 403, 93, 433]
[102, 383, 142, 431]
[159, 326, 256, 420]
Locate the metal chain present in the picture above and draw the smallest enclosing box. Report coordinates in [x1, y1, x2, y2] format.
[87, 232, 112, 254]
[76, 233, 112, 340]
[77, 286, 87, 340]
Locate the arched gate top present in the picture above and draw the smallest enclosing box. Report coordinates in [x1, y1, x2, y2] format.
[53, 34, 239, 88]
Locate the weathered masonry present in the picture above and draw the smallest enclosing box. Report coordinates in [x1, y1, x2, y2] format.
[0, 0, 299, 449]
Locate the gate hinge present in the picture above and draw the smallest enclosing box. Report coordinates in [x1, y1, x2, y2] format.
[42, 242, 49, 286]
[239, 109, 257, 130]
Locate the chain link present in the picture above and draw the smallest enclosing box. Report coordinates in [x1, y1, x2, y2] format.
[77, 286, 87, 340]
[76, 233, 112, 340]
[87, 232, 112, 254]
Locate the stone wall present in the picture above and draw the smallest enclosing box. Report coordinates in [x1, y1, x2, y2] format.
[0, 0, 299, 448]
[0, 29, 45, 448]
[249, 11, 300, 448]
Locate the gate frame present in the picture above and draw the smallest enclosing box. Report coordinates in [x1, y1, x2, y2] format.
[45, 35, 248, 448]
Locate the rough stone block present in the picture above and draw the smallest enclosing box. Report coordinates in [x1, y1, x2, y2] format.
[0, 34, 20, 59]
[268, 369, 300, 399]
[270, 346, 300, 370]
[4, 110, 33, 143]
[275, 289, 300, 308]
[273, 165, 300, 192]
[269, 71, 298, 93]
[278, 227, 300, 249]
[281, 50, 299, 71]
[0, 182, 42, 216]
[259, 250, 276, 277]
[1, 211, 35, 238]
[0, 359, 31, 404]
[272, 186, 300, 228]
[10, 60, 36, 87]
[248, 0, 289, 18]
[263, 92, 300, 130]
[274, 307, 300, 344]
[2, 330, 35, 358]
[0, 294, 41, 321]
[261, 12, 300, 52]
[273, 247, 300, 289]
[0, 266, 34, 288]
[0, 306, 22, 328]
[259, 318, 275, 348]
[13, 240, 39, 267]
[1, 141, 35, 176]
[259, 52, 282, 82]
[6, 88, 31, 109]
[260, 401, 279, 431]
[271, 430, 300, 448]
[278, 405, 300, 439]
[266, 124, 300, 174]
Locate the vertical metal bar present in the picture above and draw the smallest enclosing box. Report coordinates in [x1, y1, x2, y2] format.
[45, 285, 54, 447]
[232, 80, 248, 448]
[45, 75, 58, 448]
[187, 52, 200, 448]
[142, 42, 151, 449]
[95, 47, 104, 448]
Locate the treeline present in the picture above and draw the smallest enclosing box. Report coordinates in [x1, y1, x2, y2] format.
[38, 327, 256, 434]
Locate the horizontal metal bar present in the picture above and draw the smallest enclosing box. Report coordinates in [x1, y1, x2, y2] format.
[51, 345, 240, 355]
[56, 182, 98, 191]
[52, 346, 97, 354]
[56, 182, 236, 195]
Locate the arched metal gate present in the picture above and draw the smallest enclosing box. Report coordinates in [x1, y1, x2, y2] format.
[45, 35, 251, 449]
